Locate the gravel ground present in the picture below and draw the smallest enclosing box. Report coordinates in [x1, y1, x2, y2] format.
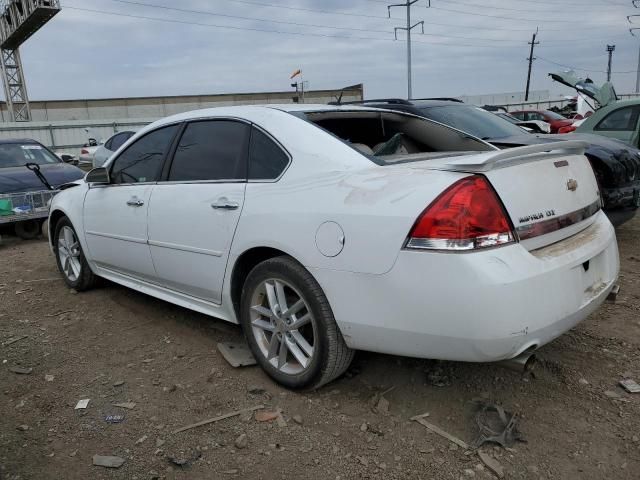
[0, 215, 639, 480]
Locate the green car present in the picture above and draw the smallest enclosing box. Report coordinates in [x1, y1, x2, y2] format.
[551, 71, 640, 147]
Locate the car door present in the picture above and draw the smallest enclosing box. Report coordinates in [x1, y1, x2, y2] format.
[83, 124, 180, 282]
[592, 105, 640, 146]
[147, 119, 250, 303]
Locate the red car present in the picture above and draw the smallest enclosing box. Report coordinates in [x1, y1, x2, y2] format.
[510, 110, 574, 133]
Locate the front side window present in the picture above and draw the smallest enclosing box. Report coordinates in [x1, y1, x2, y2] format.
[595, 106, 640, 131]
[110, 125, 179, 184]
[249, 127, 289, 180]
[168, 120, 249, 182]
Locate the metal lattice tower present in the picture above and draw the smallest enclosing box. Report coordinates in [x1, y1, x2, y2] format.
[0, 0, 60, 122]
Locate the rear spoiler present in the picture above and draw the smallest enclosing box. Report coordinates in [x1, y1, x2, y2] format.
[440, 141, 589, 172]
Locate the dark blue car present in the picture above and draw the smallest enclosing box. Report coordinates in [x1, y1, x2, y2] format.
[0, 139, 84, 240]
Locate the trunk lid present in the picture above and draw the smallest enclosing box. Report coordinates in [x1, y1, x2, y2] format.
[404, 141, 602, 250]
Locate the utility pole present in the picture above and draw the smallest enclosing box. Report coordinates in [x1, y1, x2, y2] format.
[388, 1, 427, 100]
[606, 45, 616, 82]
[636, 44, 640, 92]
[524, 28, 539, 102]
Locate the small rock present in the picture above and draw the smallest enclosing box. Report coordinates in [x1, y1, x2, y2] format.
[92, 455, 125, 468]
[234, 434, 248, 449]
[527, 465, 539, 474]
[255, 410, 279, 422]
[45, 374, 54, 382]
[156, 438, 165, 448]
[69, 450, 78, 457]
[604, 390, 621, 399]
[69, 289, 77, 295]
[360, 423, 368, 432]
[578, 378, 589, 385]
[113, 380, 125, 387]
[463, 469, 476, 478]
[376, 396, 390, 414]
[135, 435, 148, 444]
[247, 385, 266, 395]
[356, 455, 369, 466]
[222, 469, 239, 475]
[292, 415, 303, 425]
[16, 424, 29, 431]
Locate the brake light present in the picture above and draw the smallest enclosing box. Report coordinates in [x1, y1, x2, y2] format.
[558, 125, 576, 134]
[81, 148, 89, 155]
[406, 175, 515, 251]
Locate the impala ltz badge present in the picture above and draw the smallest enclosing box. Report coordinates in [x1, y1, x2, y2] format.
[567, 179, 578, 191]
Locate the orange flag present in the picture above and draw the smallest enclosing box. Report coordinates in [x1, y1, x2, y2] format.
[290, 69, 302, 79]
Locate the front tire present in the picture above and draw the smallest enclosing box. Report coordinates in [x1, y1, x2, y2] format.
[53, 217, 97, 291]
[240, 256, 354, 390]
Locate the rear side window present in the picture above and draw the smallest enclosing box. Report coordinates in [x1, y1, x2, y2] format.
[110, 125, 179, 184]
[169, 120, 249, 182]
[110, 132, 134, 152]
[595, 106, 640, 131]
[249, 127, 289, 180]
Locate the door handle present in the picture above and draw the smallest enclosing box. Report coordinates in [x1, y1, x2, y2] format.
[211, 199, 239, 210]
[126, 197, 144, 207]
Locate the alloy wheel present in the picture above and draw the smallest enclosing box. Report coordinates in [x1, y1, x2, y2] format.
[250, 278, 316, 375]
[57, 226, 82, 282]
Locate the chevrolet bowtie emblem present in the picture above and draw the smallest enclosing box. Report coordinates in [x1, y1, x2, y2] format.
[567, 179, 578, 191]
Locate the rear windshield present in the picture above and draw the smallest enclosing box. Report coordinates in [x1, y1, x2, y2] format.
[0, 143, 60, 168]
[543, 110, 567, 121]
[418, 105, 526, 140]
[301, 110, 494, 164]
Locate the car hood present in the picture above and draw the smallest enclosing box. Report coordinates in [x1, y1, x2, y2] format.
[549, 70, 617, 108]
[487, 132, 640, 188]
[0, 162, 85, 193]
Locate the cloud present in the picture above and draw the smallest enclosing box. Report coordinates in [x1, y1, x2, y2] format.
[15, 0, 640, 102]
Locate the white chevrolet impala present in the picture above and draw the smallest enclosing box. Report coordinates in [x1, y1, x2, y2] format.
[48, 105, 619, 389]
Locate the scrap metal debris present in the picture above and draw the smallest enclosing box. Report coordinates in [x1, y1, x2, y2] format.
[173, 405, 264, 434]
[75, 399, 90, 410]
[410, 413, 470, 450]
[167, 451, 201, 469]
[472, 401, 525, 448]
[217, 342, 257, 368]
[619, 379, 640, 393]
[8, 366, 32, 375]
[92, 455, 125, 468]
[2, 335, 28, 346]
[105, 414, 125, 424]
[112, 402, 136, 410]
[478, 450, 505, 479]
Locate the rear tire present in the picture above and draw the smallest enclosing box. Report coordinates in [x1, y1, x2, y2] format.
[15, 220, 41, 240]
[53, 217, 97, 291]
[240, 256, 354, 390]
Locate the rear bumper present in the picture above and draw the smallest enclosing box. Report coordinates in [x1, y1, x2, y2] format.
[311, 211, 619, 362]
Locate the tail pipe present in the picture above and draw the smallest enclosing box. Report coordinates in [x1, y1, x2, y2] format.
[497, 351, 537, 373]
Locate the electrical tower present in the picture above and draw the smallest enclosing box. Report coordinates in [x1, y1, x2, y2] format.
[606, 45, 616, 82]
[524, 28, 539, 102]
[0, 0, 60, 122]
[388, 1, 428, 100]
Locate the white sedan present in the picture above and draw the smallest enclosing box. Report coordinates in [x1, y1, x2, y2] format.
[48, 105, 619, 389]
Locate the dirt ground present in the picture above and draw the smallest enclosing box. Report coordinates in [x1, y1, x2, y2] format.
[0, 215, 639, 480]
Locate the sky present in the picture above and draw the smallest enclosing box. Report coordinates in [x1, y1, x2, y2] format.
[14, 0, 640, 102]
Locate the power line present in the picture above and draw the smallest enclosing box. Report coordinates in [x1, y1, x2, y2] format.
[61, 5, 524, 49]
[429, 5, 572, 23]
[537, 55, 636, 74]
[103, 0, 528, 44]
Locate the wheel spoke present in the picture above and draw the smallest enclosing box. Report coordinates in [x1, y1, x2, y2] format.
[286, 336, 310, 368]
[267, 333, 280, 360]
[265, 281, 279, 315]
[282, 299, 305, 318]
[251, 305, 273, 319]
[63, 227, 74, 247]
[252, 318, 275, 333]
[277, 336, 288, 369]
[58, 239, 68, 254]
[70, 259, 81, 279]
[289, 313, 311, 330]
[291, 330, 313, 357]
[275, 280, 288, 312]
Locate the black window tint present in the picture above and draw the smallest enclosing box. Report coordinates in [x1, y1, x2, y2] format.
[595, 106, 640, 131]
[104, 137, 114, 151]
[169, 120, 248, 181]
[249, 128, 289, 180]
[110, 125, 178, 184]
[110, 132, 133, 152]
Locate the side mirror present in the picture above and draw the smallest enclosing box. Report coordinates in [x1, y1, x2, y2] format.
[85, 167, 110, 184]
[60, 154, 76, 164]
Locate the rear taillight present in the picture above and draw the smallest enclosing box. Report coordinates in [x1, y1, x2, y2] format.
[558, 125, 576, 134]
[81, 148, 89, 154]
[406, 175, 515, 251]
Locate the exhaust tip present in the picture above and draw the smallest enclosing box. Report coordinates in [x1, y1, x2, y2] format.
[497, 352, 537, 373]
